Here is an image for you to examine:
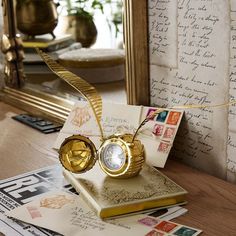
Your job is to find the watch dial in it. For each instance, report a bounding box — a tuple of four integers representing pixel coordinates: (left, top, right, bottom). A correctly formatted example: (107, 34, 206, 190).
(101, 143, 126, 170)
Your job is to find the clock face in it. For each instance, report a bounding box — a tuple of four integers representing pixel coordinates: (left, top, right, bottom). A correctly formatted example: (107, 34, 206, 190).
(101, 143, 126, 170)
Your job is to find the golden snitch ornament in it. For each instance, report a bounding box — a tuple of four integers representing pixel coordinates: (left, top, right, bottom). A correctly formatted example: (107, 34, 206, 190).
(59, 133, 145, 178)
(37, 49, 162, 178)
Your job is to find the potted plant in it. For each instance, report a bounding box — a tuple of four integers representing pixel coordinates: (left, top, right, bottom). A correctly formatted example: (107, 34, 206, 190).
(60, 0, 123, 47)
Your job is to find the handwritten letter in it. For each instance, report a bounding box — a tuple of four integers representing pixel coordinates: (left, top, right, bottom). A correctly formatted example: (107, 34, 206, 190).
(149, 0, 178, 67)
(149, 0, 231, 179)
(227, 0, 236, 182)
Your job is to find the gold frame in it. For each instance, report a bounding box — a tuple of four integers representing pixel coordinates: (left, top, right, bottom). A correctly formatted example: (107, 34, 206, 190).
(123, 0, 149, 105)
(1, 0, 150, 123)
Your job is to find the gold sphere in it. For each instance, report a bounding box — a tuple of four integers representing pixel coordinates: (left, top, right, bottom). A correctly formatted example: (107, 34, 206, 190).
(59, 135, 97, 173)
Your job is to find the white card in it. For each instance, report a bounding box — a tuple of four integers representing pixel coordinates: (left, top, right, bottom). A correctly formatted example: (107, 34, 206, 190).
(6, 191, 150, 236)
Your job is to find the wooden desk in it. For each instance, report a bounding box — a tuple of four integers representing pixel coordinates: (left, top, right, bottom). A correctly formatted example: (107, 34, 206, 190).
(0, 102, 236, 236)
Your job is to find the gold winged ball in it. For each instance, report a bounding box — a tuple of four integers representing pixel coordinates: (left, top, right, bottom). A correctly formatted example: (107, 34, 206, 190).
(37, 49, 164, 178)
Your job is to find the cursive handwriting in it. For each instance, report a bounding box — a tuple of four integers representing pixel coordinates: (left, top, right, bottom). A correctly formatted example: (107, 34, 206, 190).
(149, 0, 178, 67)
(227, 3, 236, 179)
(70, 207, 105, 231)
(149, 0, 230, 178)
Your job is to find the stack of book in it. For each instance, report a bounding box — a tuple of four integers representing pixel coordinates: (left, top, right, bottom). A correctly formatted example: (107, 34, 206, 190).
(63, 163, 188, 219)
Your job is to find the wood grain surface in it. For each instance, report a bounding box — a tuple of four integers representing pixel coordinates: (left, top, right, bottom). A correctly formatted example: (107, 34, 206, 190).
(0, 102, 236, 235)
(0, 102, 58, 179)
(161, 161, 236, 236)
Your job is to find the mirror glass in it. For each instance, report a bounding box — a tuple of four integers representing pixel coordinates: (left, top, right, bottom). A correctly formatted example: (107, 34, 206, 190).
(14, 0, 126, 106)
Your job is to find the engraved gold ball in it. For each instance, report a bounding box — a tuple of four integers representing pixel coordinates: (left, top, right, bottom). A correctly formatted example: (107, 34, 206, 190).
(59, 135, 97, 173)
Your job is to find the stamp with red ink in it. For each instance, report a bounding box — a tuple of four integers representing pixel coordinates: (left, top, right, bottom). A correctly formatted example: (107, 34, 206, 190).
(146, 108, 157, 120)
(154, 220, 178, 233)
(157, 142, 170, 153)
(27, 206, 42, 219)
(145, 230, 165, 236)
(166, 111, 181, 125)
(138, 216, 160, 227)
(163, 127, 176, 139)
(152, 124, 164, 136)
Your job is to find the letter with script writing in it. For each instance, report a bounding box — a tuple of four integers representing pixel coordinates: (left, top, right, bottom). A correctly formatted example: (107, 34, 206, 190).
(149, 0, 178, 68)
(149, 0, 234, 180)
(227, 0, 236, 182)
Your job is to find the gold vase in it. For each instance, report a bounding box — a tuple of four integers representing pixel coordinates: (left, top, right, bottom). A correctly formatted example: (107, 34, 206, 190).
(16, 0, 58, 38)
(66, 15, 97, 48)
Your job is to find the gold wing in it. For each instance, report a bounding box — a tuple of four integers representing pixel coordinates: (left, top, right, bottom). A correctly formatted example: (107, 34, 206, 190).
(36, 48, 104, 139)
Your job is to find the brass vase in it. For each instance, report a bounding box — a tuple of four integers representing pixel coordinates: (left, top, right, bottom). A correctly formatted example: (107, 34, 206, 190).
(66, 15, 97, 48)
(16, 0, 58, 38)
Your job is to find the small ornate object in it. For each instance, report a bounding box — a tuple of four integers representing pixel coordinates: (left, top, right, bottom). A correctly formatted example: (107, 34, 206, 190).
(37, 49, 146, 178)
(59, 135, 97, 174)
(98, 134, 145, 178)
(59, 134, 145, 178)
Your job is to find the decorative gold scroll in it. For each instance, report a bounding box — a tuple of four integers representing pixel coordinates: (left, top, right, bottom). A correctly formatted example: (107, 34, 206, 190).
(36, 48, 104, 140)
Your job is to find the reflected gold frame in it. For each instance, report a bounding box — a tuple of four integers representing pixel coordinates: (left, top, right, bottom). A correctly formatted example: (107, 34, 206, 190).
(1, 0, 150, 123)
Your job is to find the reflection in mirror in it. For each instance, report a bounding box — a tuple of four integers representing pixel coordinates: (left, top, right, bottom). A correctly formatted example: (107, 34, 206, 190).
(18, 0, 126, 104)
(0, 3, 3, 87)
(0, 0, 149, 123)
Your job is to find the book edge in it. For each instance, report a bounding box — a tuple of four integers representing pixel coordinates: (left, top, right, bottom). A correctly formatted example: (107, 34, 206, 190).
(63, 170, 102, 215)
(63, 166, 187, 219)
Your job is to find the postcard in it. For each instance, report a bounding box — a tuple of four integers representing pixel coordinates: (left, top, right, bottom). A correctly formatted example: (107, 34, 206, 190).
(54, 101, 184, 168)
(6, 191, 201, 236)
(6, 191, 151, 236)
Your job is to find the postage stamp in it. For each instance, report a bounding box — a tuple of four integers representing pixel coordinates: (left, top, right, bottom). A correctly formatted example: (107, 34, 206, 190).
(157, 142, 170, 153)
(163, 127, 176, 139)
(172, 226, 198, 236)
(26, 206, 42, 219)
(154, 220, 178, 233)
(156, 111, 169, 123)
(166, 111, 181, 125)
(146, 108, 157, 120)
(152, 124, 164, 136)
(145, 229, 165, 236)
(138, 217, 160, 227)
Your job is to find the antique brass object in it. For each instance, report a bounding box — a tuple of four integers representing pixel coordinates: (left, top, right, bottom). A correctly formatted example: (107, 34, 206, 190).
(36, 49, 146, 178)
(98, 134, 145, 178)
(1, 0, 25, 88)
(58, 134, 145, 178)
(16, 0, 58, 38)
(65, 15, 97, 47)
(59, 135, 97, 173)
(36, 48, 104, 138)
(1, 0, 149, 122)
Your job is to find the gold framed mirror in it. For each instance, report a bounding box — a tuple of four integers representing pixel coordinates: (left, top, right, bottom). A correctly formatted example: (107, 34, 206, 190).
(1, 0, 149, 123)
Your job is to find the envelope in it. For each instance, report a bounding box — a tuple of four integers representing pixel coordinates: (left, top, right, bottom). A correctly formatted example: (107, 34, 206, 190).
(6, 191, 151, 236)
(54, 101, 184, 168)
